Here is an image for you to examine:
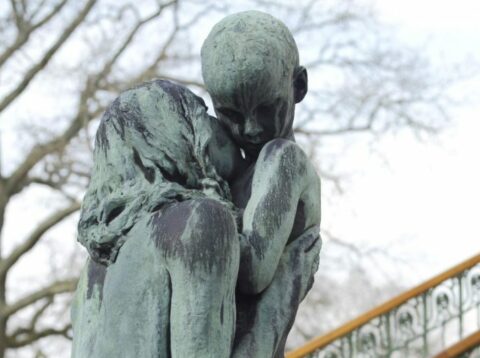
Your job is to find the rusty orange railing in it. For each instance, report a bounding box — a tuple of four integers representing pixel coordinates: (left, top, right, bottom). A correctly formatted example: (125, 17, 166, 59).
(287, 253, 480, 358)
(433, 330, 480, 357)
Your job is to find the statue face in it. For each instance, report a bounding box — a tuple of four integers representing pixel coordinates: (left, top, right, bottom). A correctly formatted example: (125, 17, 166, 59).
(210, 66, 307, 158)
(201, 11, 308, 158)
(206, 117, 245, 181)
(211, 72, 294, 158)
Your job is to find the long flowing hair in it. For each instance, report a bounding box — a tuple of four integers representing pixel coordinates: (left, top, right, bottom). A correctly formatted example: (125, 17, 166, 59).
(78, 80, 233, 264)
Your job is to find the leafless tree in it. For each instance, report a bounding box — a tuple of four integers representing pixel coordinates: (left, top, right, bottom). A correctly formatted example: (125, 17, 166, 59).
(0, 0, 456, 356)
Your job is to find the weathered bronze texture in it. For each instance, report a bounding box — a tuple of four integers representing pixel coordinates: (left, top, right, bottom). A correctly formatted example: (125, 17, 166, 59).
(72, 11, 321, 358)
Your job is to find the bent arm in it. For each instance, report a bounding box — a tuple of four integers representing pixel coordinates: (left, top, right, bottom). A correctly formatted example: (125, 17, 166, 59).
(237, 139, 320, 295)
(233, 227, 321, 357)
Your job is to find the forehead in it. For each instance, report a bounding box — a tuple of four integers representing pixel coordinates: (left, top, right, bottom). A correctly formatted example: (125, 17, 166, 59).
(202, 14, 298, 109)
(209, 65, 290, 109)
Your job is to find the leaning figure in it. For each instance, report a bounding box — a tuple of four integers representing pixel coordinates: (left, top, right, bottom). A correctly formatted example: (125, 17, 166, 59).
(72, 10, 321, 358)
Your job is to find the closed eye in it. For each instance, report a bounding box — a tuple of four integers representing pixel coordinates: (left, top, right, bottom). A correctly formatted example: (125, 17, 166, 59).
(217, 108, 244, 124)
(255, 98, 281, 117)
(255, 103, 276, 119)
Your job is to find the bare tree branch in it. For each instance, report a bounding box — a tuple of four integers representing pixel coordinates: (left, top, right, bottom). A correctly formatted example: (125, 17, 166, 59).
(30, 298, 54, 329)
(0, 0, 97, 114)
(2, 6, 186, 205)
(7, 324, 71, 348)
(91, 0, 177, 91)
(2, 3, 179, 199)
(28, 0, 51, 23)
(4, 103, 105, 197)
(10, 298, 53, 339)
(2, 279, 77, 318)
(0, 0, 69, 69)
(127, 2, 222, 91)
(321, 228, 363, 257)
(0, 0, 460, 354)
(0, 202, 80, 275)
(99, 2, 212, 92)
(295, 124, 373, 137)
(9, 0, 25, 31)
(28, 0, 68, 30)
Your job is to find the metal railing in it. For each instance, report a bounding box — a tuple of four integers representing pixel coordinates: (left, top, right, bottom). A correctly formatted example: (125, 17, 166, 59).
(433, 330, 480, 357)
(286, 253, 480, 358)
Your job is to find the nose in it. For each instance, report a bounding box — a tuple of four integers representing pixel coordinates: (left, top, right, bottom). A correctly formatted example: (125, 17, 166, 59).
(243, 116, 262, 139)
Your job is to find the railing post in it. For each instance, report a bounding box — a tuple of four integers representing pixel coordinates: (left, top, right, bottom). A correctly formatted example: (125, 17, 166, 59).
(422, 292, 429, 357)
(386, 312, 392, 356)
(458, 274, 464, 340)
(477, 301, 480, 330)
(347, 332, 353, 358)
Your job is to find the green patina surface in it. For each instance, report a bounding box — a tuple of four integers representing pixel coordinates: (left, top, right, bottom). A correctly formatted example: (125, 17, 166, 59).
(72, 11, 321, 358)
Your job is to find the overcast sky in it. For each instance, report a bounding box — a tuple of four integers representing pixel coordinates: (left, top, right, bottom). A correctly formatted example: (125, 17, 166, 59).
(320, 0, 480, 284)
(1, 0, 479, 299)
(0, 2, 479, 356)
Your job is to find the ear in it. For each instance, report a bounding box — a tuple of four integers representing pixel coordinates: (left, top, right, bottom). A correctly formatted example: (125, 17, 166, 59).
(293, 66, 308, 103)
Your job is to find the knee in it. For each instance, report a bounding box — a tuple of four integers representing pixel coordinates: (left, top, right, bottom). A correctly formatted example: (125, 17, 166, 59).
(260, 139, 303, 164)
(259, 139, 307, 176)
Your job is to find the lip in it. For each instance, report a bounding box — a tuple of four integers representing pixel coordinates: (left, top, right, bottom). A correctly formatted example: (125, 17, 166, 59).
(247, 137, 269, 144)
(236, 133, 271, 145)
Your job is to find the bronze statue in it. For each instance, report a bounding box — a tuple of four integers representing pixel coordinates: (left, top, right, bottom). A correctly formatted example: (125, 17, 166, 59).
(72, 11, 321, 358)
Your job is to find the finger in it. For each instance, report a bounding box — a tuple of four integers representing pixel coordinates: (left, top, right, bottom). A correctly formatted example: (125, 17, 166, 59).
(303, 235, 320, 253)
(286, 226, 320, 253)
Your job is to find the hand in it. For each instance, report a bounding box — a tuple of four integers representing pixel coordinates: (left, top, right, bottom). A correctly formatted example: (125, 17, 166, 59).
(232, 226, 322, 358)
(281, 225, 322, 300)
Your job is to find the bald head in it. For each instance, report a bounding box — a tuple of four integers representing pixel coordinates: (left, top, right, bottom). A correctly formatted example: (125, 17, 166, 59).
(201, 11, 299, 100)
(201, 11, 307, 157)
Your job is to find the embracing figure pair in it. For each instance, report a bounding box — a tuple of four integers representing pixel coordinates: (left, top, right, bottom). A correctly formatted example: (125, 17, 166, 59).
(72, 11, 321, 358)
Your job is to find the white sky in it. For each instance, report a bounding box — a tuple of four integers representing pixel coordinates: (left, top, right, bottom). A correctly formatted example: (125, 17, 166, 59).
(0, 0, 479, 355)
(1, 0, 478, 288)
(321, 0, 480, 284)
(1, 0, 479, 321)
